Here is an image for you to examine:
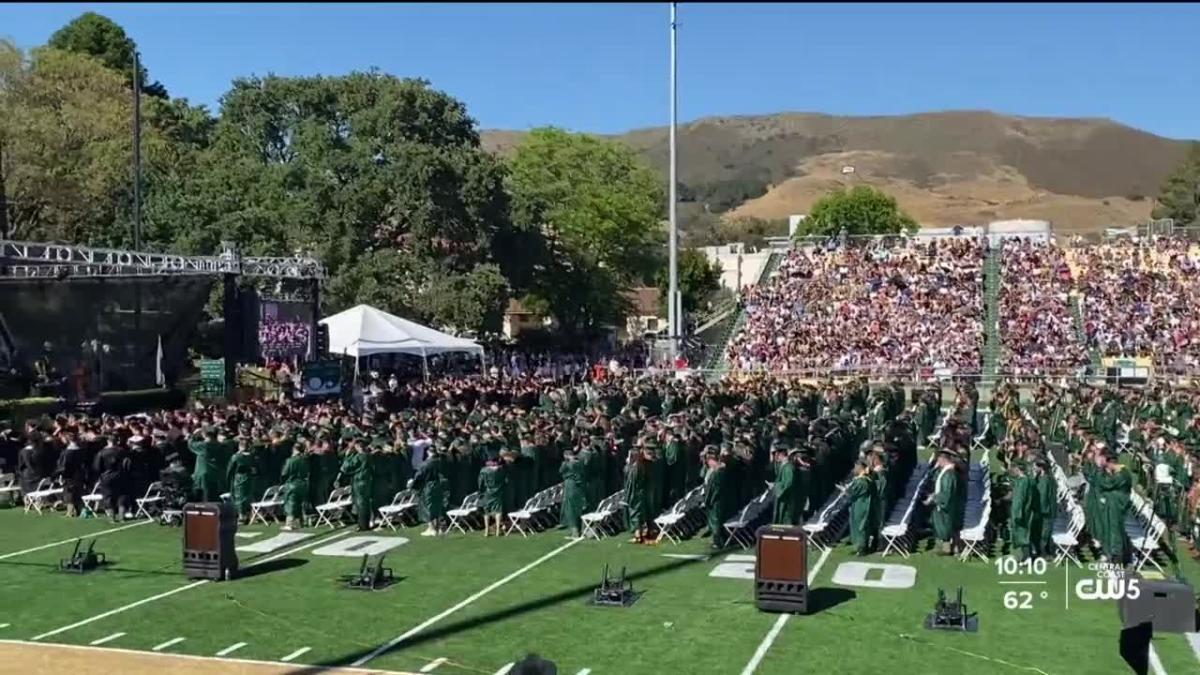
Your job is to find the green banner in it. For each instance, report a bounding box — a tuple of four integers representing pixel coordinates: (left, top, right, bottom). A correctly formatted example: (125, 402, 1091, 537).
(198, 358, 225, 396)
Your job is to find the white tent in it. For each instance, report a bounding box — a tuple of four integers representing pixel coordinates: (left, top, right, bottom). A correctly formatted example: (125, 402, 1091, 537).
(319, 304, 484, 359)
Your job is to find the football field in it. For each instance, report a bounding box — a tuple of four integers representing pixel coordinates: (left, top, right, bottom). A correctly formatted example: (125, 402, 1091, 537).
(1, 508, 1198, 675)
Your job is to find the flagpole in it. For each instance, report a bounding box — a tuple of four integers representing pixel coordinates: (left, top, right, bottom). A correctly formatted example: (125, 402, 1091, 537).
(668, 2, 679, 360)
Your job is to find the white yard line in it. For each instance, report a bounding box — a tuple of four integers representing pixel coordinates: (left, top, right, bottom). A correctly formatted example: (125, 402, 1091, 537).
(737, 545, 832, 675)
(30, 528, 352, 641)
(0, 519, 151, 560)
(351, 538, 583, 667)
(576, 669, 592, 675)
(281, 646, 312, 662)
(1149, 644, 1167, 675)
(0, 640, 416, 674)
(420, 657, 448, 672)
(152, 637, 185, 652)
(0, 624, 9, 629)
(493, 664, 514, 675)
(1186, 633, 1200, 664)
(216, 642, 247, 656)
(88, 632, 125, 646)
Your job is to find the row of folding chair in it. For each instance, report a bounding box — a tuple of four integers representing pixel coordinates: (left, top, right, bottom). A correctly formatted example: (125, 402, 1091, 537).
(723, 487, 774, 550)
(507, 483, 564, 536)
(445, 491, 482, 533)
(379, 489, 421, 530)
(1127, 491, 1168, 572)
(958, 454, 993, 562)
(801, 475, 852, 554)
(654, 485, 706, 545)
(880, 458, 936, 557)
(582, 489, 626, 539)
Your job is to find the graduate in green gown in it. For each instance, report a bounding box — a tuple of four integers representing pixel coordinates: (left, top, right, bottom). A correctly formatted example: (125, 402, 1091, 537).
(623, 448, 649, 543)
(1034, 457, 1057, 558)
(702, 449, 735, 549)
(478, 455, 507, 536)
(771, 446, 797, 525)
(847, 462, 875, 555)
(559, 449, 587, 538)
(188, 428, 223, 502)
(226, 439, 257, 524)
(339, 442, 376, 531)
(927, 450, 963, 555)
(1095, 452, 1132, 564)
(280, 441, 310, 530)
(411, 448, 448, 536)
(1009, 461, 1036, 561)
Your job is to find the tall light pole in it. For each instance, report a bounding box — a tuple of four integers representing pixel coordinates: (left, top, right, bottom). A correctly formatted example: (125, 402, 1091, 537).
(667, 2, 679, 360)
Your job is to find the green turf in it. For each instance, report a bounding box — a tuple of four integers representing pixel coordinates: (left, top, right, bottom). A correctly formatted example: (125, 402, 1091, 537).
(1, 507, 1197, 675)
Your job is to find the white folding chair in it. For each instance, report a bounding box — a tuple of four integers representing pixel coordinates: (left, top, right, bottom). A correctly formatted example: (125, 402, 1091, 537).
(24, 478, 63, 514)
(134, 482, 165, 519)
(507, 492, 549, 537)
(314, 486, 353, 528)
(249, 485, 285, 524)
(378, 489, 419, 530)
(81, 481, 104, 518)
(1052, 509, 1084, 567)
(446, 491, 482, 534)
(581, 490, 624, 540)
(958, 503, 991, 562)
(0, 473, 21, 507)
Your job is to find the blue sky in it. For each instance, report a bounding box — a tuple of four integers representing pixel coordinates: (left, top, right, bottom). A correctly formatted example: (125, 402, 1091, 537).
(3, 3, 1199, 139)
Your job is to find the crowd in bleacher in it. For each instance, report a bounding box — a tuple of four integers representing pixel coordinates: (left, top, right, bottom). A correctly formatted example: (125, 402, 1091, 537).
(998, 239, 1090, 376)
(726, 238, 985, 375)
(1071, 237, 1200, 373)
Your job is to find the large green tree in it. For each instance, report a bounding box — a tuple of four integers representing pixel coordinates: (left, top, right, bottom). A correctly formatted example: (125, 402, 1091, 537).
(507, 127, 664, 335)
(1152, 142, 1200, 226)
(49, 12, 167, 97)
(158, 72, 526, 333)
(656, 248, 722, 314)
(0, 42, 139, 243)
(799, 185, 918, 237)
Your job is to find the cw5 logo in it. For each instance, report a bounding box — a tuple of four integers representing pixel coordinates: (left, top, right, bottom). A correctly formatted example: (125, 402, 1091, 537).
(1074, 578, 1140, 601)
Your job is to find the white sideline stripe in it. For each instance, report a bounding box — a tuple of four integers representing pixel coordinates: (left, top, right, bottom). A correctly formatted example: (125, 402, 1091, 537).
(216, 642, 247, 656)
(576, 669, 592, 675)
(0, 519, 151, 560)
(660, 554, 710, 561)
(1186, 633, 1200, 664)
(1149, 644, 1167, 675)
(737, 545, 832, 675)
(493, 664, 514, 675)
(0, 640, 419, 674)
(281, 646, 311, 662)
(89, 632, 125, 646)
(420, 657, 447, 672)
(0, 624, 9, 629)
(30, 528, 352, 641)
(351, 538, 583, 667)
(152, 637, 185, 651)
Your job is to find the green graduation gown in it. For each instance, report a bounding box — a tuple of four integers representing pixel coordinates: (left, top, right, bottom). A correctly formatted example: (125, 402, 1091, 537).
(412, 456, 448, 522)
(932, 465, 963, 542)
(1035, 471, 1058, 555)
(1009, 472, 1036, 553)
(1097, 466, 1132, 562)
(280, 454, 310, 519)
(340, 452, 376, 528)
(226, 451, 256, 517)
(847, 475, 875, 553)
(478, 464, 507, 514)
(560, 458, 587, 534)
(772, 460, 797, 525)
(623, 459, 649, 532)
(188, 439, 223, 502)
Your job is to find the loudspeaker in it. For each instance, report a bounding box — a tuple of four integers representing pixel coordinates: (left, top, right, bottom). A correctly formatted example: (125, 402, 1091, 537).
(1119, 578, 1196, 634)
(183, 502, 239, 581)
(754, 525, 808, 613)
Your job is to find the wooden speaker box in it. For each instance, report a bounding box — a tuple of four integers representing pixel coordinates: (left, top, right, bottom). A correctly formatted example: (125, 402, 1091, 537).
(754, 525, 808, 613)
(182, 502, 239, 581)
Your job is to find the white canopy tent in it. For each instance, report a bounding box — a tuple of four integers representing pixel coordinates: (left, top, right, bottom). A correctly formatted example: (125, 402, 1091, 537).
(319, 304, 484, 379)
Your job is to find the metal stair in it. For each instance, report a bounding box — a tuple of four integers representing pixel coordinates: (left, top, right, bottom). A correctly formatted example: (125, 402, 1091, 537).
(981, 241, 1002, 379)
(704, 248, 785, 377)
(1070, 293, 1101, 374)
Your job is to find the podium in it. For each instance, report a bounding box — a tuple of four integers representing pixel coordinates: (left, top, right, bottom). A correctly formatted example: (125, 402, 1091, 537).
(182, 502, 239, 581)
(754, 525, 809, 613)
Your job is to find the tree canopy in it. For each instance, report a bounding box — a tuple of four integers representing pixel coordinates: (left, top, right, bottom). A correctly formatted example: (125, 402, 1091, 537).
(49, 11, 167, 97)
(799, 185, 918, 238)
(657, 248, 722, 314)
(507, 127, 665, 335)
(1152, 142, 1200, 226)
(3, 13, 683, 339)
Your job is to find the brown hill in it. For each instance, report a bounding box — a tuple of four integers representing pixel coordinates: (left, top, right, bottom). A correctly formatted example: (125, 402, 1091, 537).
(481, 111, 1192, 232)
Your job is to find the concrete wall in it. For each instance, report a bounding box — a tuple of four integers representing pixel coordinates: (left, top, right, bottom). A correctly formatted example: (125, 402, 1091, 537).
(700, 244, 770, 292)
